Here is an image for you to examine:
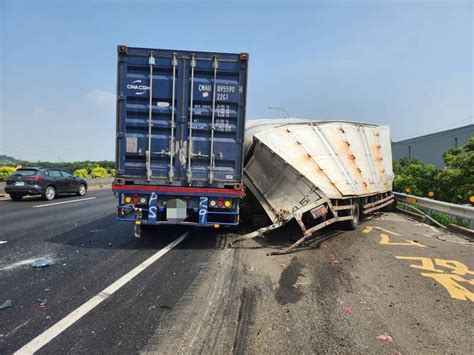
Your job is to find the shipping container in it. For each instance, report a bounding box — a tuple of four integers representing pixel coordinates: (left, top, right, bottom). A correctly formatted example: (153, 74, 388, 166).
(232, 119, 395, 254)
(112, 45, 248, 235)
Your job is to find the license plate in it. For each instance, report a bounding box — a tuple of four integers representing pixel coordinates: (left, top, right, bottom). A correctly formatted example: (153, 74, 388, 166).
(15, 182, 25, 186)
(166, 199, 187, 221)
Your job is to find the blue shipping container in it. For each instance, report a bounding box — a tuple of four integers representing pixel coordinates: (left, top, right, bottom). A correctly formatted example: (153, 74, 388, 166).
(113, 45, 248, 231)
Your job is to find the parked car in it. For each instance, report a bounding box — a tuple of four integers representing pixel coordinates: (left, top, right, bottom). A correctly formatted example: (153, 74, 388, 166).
(5, 167, 88, 201)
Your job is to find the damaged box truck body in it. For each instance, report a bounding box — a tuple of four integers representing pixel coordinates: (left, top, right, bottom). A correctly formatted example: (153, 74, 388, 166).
(232, 119, 395, 254)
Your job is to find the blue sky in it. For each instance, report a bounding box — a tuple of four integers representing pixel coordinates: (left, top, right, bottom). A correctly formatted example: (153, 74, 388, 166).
(0, 0, 472, 161)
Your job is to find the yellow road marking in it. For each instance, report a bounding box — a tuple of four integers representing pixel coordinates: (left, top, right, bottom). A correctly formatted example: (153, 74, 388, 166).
(396, 256, 474, 302)
(379, 234, 426, 247)
(421, 273, 474, 301)
(395, 256, 444, 272)
(362, 226, 401, 236)
(434, 259, 474, 276)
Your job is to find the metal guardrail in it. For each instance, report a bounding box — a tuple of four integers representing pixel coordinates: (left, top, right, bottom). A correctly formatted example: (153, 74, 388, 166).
(394, 192, 474, 229)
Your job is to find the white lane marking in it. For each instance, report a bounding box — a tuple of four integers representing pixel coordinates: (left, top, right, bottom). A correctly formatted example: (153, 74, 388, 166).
(14, 230, 192, 355)
(33, 197, 96, 208)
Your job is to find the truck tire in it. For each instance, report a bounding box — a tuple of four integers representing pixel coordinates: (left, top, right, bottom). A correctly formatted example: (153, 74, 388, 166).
(10, 194, 23, 201)
(343, 203, 360, 230)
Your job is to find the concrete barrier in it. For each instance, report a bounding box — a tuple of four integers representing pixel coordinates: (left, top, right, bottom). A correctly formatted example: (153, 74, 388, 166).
(0, 178, 113, 197)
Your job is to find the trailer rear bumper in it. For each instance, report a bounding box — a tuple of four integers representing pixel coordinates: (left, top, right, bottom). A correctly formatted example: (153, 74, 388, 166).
(113, 185, 242, 227)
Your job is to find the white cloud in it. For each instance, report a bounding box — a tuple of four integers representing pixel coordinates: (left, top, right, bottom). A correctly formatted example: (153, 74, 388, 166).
(87, 89, 115, 106)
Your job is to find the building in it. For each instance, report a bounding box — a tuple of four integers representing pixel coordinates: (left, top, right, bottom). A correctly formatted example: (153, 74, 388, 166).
(392, 124, 474, 168)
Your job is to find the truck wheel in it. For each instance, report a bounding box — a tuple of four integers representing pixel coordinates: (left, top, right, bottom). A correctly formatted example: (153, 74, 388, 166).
(77, 184, 87, 196)
(343, 204, 360, 230)
(43, 186, 56, 201)
(10, 194, 23, 201)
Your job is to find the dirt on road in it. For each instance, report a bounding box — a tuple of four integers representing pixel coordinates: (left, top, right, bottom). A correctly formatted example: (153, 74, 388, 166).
(142, 212, 473, 354)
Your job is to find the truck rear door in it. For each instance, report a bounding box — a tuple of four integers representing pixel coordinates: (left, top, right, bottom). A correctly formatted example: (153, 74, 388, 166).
(116, 46, 248, 189)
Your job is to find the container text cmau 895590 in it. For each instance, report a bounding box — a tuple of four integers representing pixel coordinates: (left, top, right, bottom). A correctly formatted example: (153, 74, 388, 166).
(112, 45, 249, 236)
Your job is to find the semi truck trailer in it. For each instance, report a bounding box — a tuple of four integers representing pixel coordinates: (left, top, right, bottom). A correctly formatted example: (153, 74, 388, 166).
(112, 45, 248, 237)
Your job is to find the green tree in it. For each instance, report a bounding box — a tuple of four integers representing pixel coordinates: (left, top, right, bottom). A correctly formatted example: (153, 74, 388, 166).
(393, 137, 474, 204)
(435, 137, 474, 203)
(393, 158, 436, 196)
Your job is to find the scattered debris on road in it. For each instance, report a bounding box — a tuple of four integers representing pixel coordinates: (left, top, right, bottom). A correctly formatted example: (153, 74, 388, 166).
(376, 333, 394, 342)
(342, 306, 352, 314)
(0, 299, 13, 310)
(36, 299, 48, 308)
(31, 258, 54, 268)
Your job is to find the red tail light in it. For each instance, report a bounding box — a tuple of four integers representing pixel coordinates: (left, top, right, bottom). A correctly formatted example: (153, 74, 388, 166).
(132, 195, 139, 204)
(217, 199, 224, 208)
(25, 176, 45, 183)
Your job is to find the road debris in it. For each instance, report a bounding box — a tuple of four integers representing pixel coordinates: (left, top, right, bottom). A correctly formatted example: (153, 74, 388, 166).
(36, 298, 48, 308)
(342, 306, 352, 314)
(376, 333, 393, 342)
(32, 258, 54, 268)
(0, 299, 12, 310)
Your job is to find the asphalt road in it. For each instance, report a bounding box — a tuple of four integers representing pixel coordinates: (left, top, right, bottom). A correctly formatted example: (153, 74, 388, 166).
(0, 190, 472, 354)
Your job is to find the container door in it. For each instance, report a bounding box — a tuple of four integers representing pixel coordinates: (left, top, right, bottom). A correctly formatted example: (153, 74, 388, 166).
(120, 53, 180, 181)
(180, 55, 246, 186)
(117, 47, 247, 187)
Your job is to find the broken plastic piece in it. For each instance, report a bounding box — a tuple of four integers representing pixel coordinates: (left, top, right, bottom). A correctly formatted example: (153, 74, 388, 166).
(32, 258, 54, 268)
(343, 306, 352, 314)
(376, 333, 393, 342)
(36, 298, 48, 308)
(0, 299, 12, 310)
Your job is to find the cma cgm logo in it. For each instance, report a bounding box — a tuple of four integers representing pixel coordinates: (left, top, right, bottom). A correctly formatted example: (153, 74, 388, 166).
(127, 80, 149, 95)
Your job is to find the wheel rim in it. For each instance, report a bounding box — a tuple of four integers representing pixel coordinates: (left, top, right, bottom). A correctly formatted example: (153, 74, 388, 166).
(79, 185, 86, 195)
(46, 187, 55, 200)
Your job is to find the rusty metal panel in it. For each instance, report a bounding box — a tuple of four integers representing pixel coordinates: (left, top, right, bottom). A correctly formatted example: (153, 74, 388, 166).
(244, 119, 393, 220)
